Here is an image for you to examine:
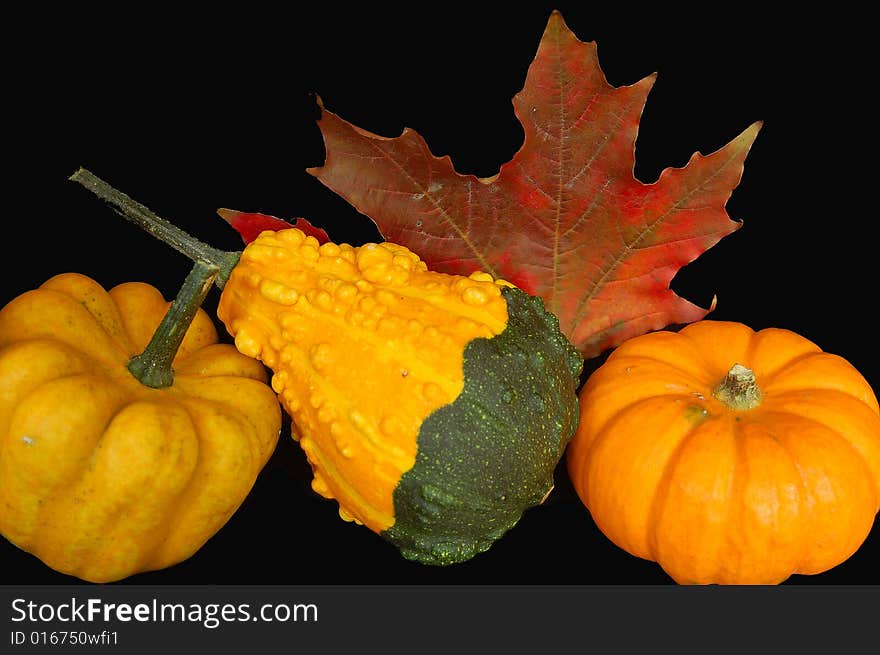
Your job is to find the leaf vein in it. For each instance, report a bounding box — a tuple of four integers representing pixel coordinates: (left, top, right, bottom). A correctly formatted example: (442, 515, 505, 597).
(569, 142, 747, 330)
(363, 137, 497, 276)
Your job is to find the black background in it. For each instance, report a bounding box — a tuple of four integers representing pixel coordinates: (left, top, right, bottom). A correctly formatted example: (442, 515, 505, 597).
(3, 4, 877, 585)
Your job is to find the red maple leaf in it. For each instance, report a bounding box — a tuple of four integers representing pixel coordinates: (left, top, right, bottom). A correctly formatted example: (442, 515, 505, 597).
(217, 208, 330, 245)
(307, 11, 760, 359)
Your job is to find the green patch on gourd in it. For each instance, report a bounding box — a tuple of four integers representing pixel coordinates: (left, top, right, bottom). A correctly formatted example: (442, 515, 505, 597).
(383, 287, 583, 565)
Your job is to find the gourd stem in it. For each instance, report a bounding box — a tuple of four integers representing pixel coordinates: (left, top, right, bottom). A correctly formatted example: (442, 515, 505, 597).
(712, 363, 762, 410)
(69, 167, 240, 289)
(128, 260, 218, 388)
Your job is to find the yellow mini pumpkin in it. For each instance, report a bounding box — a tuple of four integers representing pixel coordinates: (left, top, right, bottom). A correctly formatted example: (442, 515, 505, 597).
(0, 272, 281, 582)
(567, 320, 880, 584)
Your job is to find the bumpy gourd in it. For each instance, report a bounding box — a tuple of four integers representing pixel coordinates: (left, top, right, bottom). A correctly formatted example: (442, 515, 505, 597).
(567, 320, 880, 584)
(0, 273, 281, 582)
(218, 228, 583, 564)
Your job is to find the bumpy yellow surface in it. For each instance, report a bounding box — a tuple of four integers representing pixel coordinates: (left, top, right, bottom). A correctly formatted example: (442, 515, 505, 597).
(217, 229, 511, 532)
(0, 273, 281, 582)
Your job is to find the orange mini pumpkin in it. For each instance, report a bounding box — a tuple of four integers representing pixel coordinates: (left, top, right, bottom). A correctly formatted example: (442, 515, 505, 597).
(567, 320, 880, 584)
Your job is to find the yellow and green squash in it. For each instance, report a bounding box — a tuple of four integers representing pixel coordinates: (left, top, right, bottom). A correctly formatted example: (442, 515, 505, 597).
(218, 230, 583, 564)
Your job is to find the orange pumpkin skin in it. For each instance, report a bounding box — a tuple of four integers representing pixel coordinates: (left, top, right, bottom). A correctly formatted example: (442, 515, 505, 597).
(567, 320, 880, 585)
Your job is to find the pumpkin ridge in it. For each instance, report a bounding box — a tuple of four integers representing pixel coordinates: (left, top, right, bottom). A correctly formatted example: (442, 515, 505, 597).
(613, 354, 717, 388)
(156, 398, 208, 518)
(583, 385, 708, 456)
(676, 324, 735, 374)
(171, 343, 266, 380)
(39, 274, 135, 355)
(108, 283, 176, 358)
(762, 365, 880, 415)
(720, 415, 748, 583)
(760, 389, 880, 502)
(143, 397, 260, 571)
(772, 355, 877, 413)
(8, 371, 132, 497)
(575, 354, 716, 448)
(0, 289, 131, 367)
(724, 418, 809, 584)
(611, 331, 718, 384)
(760, 408, 880, 509)
(644, 417, 719, 565)
(752, 350, 835, 389)
(581, 395, 708, 560)
(762, 411, 877, 575)
(780, 436, 837, 577)
(171, 376, 279, 456)
(0, 348, 100, 404)
(17, 377, 114, 551)
(572, 392, 693, 496)
(26, 391, 172, 573)
(76, 400, 202, 580)
(566, 393, 708, 504)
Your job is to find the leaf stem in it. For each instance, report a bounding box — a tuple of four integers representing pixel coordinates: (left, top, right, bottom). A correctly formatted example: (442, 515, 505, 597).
(128, 260, 218, 388)
(69, 167, 240, 288)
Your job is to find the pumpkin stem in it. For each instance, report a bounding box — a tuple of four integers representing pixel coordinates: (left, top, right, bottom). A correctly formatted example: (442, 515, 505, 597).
(69, 167, 241, 289)
(713, 363, 762, 410)
(128, 260, 218, 388)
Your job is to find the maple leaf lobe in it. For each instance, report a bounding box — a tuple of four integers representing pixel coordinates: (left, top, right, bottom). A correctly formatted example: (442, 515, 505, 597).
(308, 11, 761, 359)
